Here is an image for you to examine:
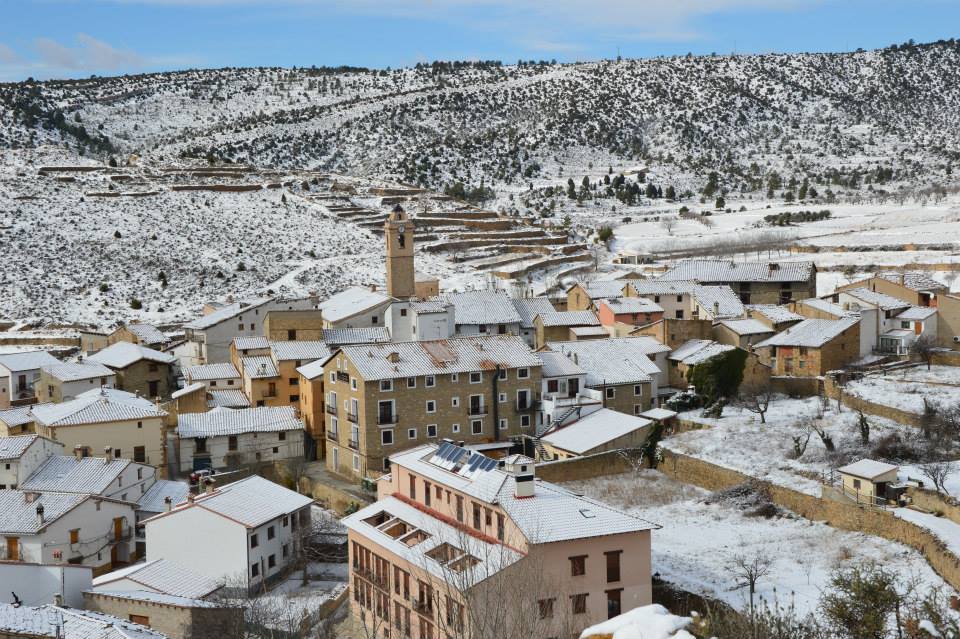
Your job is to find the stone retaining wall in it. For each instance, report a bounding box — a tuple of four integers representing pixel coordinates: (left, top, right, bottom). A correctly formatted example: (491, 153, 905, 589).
(823, 375, 923, 427)
(536, 449, 639, 483)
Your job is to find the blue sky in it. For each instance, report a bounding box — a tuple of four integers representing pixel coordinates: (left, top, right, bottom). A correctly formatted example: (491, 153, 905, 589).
(1, 0, 957, 81)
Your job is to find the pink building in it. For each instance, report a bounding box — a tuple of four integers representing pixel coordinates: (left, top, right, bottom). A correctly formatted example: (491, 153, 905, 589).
(342, 442, 657, 638)
(596, 298, 664, 327)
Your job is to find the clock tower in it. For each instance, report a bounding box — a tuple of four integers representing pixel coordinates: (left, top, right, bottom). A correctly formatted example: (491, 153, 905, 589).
(384, 204, 415, 300)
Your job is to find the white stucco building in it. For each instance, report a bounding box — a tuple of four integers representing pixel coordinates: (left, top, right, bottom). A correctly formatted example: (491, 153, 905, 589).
(0, 435, 64, 489)
(0, 351, 60, 408)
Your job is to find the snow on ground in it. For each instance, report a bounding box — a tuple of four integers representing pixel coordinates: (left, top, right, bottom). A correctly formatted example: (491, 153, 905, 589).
(844, 366, 960, 415)
(564, 470, 951, 617)
(252, 561, 348, 629)
(894, 508, 960, 560)
(664, 397, 916, 496)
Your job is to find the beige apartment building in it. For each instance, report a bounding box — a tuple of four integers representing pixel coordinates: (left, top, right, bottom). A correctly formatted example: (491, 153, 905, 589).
(323, 335, 542, 478)
(343, 442, 657, 638)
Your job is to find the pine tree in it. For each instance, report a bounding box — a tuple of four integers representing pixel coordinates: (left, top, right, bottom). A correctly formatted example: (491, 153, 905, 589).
(665, 185, 676, 200)
(566, 178, 576, 199)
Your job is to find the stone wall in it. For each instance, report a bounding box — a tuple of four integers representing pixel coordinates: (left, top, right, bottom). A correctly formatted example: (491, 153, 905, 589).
(823, 375, 922, 427)
(536, 449, 639, 483)
(657, 450, 960, 591)
(770, 374, 821, 397)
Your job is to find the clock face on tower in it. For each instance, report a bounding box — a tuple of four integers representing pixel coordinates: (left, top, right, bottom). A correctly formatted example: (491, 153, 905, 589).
(398, 224, 405, 234)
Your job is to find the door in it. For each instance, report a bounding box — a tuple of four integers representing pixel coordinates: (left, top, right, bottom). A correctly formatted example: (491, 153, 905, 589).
(568, 378, 579, 398)
(332, 446, 339, 470)
(148, 380, 159, 397)
(5, 537, 18, 560)
(114, 517, 124, 541)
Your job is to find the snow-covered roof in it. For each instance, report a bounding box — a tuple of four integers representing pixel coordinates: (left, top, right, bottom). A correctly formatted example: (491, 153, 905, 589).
(21, 456, 140, 495)
(270, 340, 331, 362)
(877, 272, 947, 292)
(0, 491, 86, 534)
(0, 405, 37, 428)
(240, 356, 278, 379)
(746, 304, 805, 324)
(640, 408, 678, 421)
(386, 443, 658, 544)
(667, 340, 736, 366)
(629, 279, 697, 296)
(797, 297, 850, 317)
(93, 558, 221, 599)
(0, 350, 59, 373)
(89, 342, 175, 369)
(184, 298, 273, 330)
(231, 336, 269, 351)
(541, 408, 652, 455)
(185, 363, 240, 381)
(0, 434, 40, 460)
(125, 323, 170, 345)
(409, 300, 452, 314)
(572, 280, 628, 300)
(137, 480, 190, 515)
(31, 388, 166, 427)
(171, 382, 205, 399)
(538, 351, 587, 378)
(145, 475, 312, 529)
(441, 290, 524, 325)
(177, 406, 302, 438)
(296, 358, 326, 381)
(0, 603, 167, 639)
(837, 459, 898, 481)
(535, 310, 600, 327)
(600, 297, 664, 314)
(717, 318, 775, 336)
(206, 389, 251, 409)
(42, 361, 114, 382)
(322, 327, 391, 346)
(659, 259, 814, 283)
(895, 306, 937, 321)
(754, 316, 859, 349)
(511, 297, 556, 329)
(691, 285, 745, 319)
(579, 604, 694, 639)
(544, 338, 666, 387)
(89, 590, 223, 609)
(570, 325, 610, 337)
(338, 335, 541, 381)
(318, 286, 392, 323)
(843, 287, 912, 311)
(881, 329, 914, 339)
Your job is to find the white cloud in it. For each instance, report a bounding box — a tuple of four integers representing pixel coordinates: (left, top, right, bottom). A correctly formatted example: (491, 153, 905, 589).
(33, 33, 144, 71)
(0, 43, 20, 64)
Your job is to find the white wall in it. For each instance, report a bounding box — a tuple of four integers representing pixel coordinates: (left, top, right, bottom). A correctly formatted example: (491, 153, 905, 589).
(323, 302, 392, 331)
(454, 322, 521, 337)
(248, 508, 309, 587)
(195, 299, 316, 364)
(57, 375, 116, 401)
(0, 438, 64, 489)
(0, 563, 93, 607)
(0, 365, 43, 401)
(146, 505, 248, 586)
(414, 309, 455, 341)
(0, 376, 8, 409)
(179, 429, 305, 472)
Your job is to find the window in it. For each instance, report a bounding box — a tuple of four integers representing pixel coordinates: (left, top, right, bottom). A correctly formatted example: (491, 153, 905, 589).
(283, 515, 289, 527)
(267, 526, 275, 540)
(605, 550, 622, 582)
(496, 513, 504, 541)
(289, 377, 299, 387)
(521, 415, 531, 428)
(499, 392, 507, 403)
(407, 428, 417, 439)
(378, 400, 396, 424)
(570, 555, 586, 576)
(283, 544, 289, 558)
(538, 598, 555, 619)
(329, 372, 336, 384)
(471, 420, 482, 435)
(853, 478, 862, 490)
(351, 378, 358, 391)
(251, 534, 259, 548)
(424, 481, 432, 507)
(472, 503, 482, 529)
(129, 614, 150, 627)
(675, 310, 684, 319)
(456, 495, 464, 522)
(606, 589, 623, 619)
(518, 368, 530, 379)
(380, 379, 393, 392)
(228, 435, 238, 451)
(410, 475, 417, 500)
(279, 431, 286, 441)
(450, 373, 459, 383)
(469, 372, 482, 384)
(134, 447, 145, 463)
(372, 316, 379, 324)
(425, 400, 436, 413)
(427, 424, 438, 438)
(114, 449, 121, 458)
(633, 404, 644, 416)
(451, 396, 460, 408)
(634, 384, 643, 396)
(498, 368, 507, 380)
(499, 418, 508, 430)
(195, 438, 207, 453)
(571, 593, 588, 615)
(407, 377, 416, 388)
(547, 379, 559, 393)
(353, 454, 360, 471)
(606, 387, 616, 399)
(70, 529, 79, 544)
(425, 375, 436, 388)
(452, 423, 460, 433)
(382, 430, 394, 446)
(268, 554, 276, 569)
(239, 323, 245, 331)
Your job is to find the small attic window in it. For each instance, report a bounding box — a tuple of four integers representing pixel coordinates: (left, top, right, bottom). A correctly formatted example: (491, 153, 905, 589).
(579, 508, 596, 519)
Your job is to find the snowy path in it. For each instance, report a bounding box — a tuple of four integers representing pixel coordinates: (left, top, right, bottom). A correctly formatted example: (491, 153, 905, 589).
(895, 507, 960, 558)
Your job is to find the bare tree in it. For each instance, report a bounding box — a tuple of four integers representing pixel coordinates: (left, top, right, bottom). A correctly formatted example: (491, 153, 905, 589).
(856, 410, 870, 445)
(281, 457, 310, 494)
(910, 334, 938, 371)
(729, 550, 773, 621)
(807, 418, 835, 453)
(920, 461, 955, 495)
(790, 432, 811, 459)
(737, 382, 774, 424)
(660, 216, 676, 235)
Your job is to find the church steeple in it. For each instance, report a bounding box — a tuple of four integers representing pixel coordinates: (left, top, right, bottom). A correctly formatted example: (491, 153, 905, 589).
(384, 204, 415, 299)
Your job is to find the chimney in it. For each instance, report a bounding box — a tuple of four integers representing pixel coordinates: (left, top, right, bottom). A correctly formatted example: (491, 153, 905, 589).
(52, 593, 63, 607)
(204, 477, 216, 494)
(187, 494, 195, 503)
(24, 491, 39, 504)
(74, 445, 83, 461)
(164, 496, 172, 512)
(503, 455, 535, 499)
(104, 447, 112, 460)
(36, 503, 45, 525)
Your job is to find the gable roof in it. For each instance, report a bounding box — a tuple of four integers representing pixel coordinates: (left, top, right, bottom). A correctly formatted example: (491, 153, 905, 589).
(717, 318, 775, 336)
(895, 306, 938, 321)
(571, 280, 627, 300)
(206, 389, 251, 409)
(0, 603, 167, 639)
(144, 475, 312, 529)
(318, 287, 392, 323)
(755, 316, 859, 348)
(0, 405, 38, 428)
(322, 327, 391, 346)
(628, 279, 697, 296)
(544, 338, 665, 387)
(837, 459, 898, 481)
(511, 297, 556, 329)
(185, 363, 240, 381)
(270, 340, 332, 362)
(89, 342, 175, 369)
(124, 323, 170, 345)
(21, 456, 139, 495)
(295, 358, 327, 381)
(0, 350, 59, 373)
(659, 259, 814, 283)
(843, 287, 912, 311)
(746, 304, 805, 324)
(177, 406, 302, 438)
(93, 558, 220, 599)
(137, 480, 190, 515)
(877, 272, 947, 292)
(31, 388, 166, 427)
(535, 311, 600, 328)
(538, 351, 587, 378)
(600, 297, 664, 314)
(0, 434, 41, 460)
(541, 408, 652, 455)
(0, 491, 87, 534)
(184, 298, 273, 331)
(441, 290, 524, 325)
(240, 355, 278, 379)
(231, 336, 270, 351)
(41, 361, 114, 382)
(339, 335, 541, 381)
(691, 285, 745, 319)
(171, 382, 205, 400)
(668, 340, 736, 366)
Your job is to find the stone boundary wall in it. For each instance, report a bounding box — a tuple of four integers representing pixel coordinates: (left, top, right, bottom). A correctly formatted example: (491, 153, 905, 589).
(823, 375, 923, 427)
(770, 375, 822, 397)
(536, 449, 639, 483)
(657, 449, 960, 591)
(932, 351, 960, 366)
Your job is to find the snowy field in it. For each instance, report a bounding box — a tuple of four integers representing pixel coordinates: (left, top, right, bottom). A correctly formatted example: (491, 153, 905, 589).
(564, 470, 951, 617)
(665, 397, 917, 496)
(250, 561, 347, 630)
(844, 366, 960, 415)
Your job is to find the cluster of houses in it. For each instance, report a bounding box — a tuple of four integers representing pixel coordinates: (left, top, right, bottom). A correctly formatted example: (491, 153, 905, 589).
(2, 203, 959, 637)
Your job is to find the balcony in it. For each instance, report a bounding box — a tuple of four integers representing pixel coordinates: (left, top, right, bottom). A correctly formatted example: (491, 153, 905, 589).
(325, 405, 338, 416)
(346, 411, 359, 424)
(515, 401, 533, 412)
(326, 430, 339, 442)
(261, 389, 277, 399)
(349, 438, 360, 451)
(377, 413, 399, 426)
(467, 406, 487, 417)
(412, 599, 433, 617)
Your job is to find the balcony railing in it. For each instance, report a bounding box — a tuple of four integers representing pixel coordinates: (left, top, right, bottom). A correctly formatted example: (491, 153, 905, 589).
(468, 407, 487, 417)
(377, 414, 399, 425)
(325, 405, 338, 416)
(327, 430, 339, 442)
(516, 401, 533, 411)
(349, 438, 360, 450)
(346, 412, 359, 424)
(261, 389, 277, 399)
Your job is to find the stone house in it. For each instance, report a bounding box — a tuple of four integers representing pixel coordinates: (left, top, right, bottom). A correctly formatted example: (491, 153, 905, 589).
(89, 342, 176, 400)
(754, 317, 861, 376)
(630, 318, 713, 349)
(712, 318, 775, 349)
(37, 362, 116, 403)
(0, 351, 59, 408)
(533, 311, 600, 349)
(107, 323, 171, 351)
(658, 259, 816, 304)
(263, 309, 325, 341)
(539, 408, 653, 461)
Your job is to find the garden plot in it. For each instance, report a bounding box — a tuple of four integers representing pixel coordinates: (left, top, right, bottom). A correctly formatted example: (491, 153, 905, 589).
(249, 561, 347, 631)
(665, 397, 916, 496)
(844, 366, 960, 415)
(564, 471, 950, 617)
